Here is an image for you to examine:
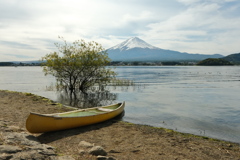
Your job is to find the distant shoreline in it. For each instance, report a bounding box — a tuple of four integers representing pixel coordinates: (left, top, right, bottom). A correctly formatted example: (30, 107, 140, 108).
(1, 62, 239, 67)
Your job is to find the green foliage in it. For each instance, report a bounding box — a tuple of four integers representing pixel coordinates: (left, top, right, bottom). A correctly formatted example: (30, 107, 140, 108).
(41, 37, 117, 93)
(0, 62, 14, 66)
(197, 58, 233, 66)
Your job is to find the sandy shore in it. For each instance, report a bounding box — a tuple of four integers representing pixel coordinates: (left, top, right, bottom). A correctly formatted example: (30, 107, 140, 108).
(1, 90, 240, 160)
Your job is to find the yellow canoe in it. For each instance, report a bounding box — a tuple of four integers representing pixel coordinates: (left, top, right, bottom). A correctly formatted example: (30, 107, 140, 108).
(26, 102, 125, 133)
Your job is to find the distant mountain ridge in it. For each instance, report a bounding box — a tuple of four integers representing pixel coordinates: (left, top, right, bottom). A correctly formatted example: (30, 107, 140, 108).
(222, 53, 240, 64)
(107, 37, 223, 61)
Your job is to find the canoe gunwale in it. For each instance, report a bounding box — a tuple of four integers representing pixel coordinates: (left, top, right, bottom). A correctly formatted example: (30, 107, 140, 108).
(29, 102, 125, 118)
(26, 102, 125, 133)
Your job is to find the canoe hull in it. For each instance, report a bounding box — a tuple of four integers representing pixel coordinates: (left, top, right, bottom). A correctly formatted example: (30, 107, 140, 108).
(26, 102, 125, 133)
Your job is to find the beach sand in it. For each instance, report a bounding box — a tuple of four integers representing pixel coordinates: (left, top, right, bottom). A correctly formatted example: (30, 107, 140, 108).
(1, 90, 240, 160)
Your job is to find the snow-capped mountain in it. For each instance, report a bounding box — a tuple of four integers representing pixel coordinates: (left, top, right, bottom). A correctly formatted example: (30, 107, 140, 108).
(109, 37, 158, 51)
(107, 37, 223, 61)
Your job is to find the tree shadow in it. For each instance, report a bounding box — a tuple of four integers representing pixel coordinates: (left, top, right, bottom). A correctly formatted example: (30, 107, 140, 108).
(37, 111, 125, 144)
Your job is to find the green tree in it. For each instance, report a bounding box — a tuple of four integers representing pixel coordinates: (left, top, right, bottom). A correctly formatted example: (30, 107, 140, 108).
(197, 58, 233, 66)
(42, 37, 117, 93)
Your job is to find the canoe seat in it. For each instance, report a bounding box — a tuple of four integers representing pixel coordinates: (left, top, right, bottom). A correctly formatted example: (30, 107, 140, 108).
(98, 108, 113, 112)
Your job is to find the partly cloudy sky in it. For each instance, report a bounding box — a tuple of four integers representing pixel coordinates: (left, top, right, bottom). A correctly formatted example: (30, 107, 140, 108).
(0, 0, 240, 61)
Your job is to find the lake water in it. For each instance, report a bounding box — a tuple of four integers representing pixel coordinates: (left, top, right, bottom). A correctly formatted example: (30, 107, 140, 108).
(0, 66, 240, 143)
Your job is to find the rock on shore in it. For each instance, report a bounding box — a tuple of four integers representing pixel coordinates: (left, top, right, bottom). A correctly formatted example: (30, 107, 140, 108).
(0, 120, 116, 160)
(0, 120, 74, 160)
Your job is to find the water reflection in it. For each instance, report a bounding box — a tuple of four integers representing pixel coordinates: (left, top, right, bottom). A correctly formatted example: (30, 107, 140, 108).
(55, 78, 143, 108)
(56, 90, 118, 108)
(55, 83, 145, 108)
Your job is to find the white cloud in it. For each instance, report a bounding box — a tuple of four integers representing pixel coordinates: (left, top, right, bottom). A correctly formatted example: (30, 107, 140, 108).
(141, 1, 240, 55)
(177, 0, 201, 5)
(0, 0, 239, 61)
(1, 0, 180, 61)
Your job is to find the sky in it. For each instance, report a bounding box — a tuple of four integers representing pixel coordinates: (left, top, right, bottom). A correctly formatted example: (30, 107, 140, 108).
(0, 0, 240, 62)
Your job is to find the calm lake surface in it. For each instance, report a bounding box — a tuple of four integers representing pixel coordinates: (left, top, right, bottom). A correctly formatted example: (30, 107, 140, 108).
(0, 66, 240, 143)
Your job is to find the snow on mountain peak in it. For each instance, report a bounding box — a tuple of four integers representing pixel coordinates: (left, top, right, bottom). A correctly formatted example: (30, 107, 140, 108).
(109, 37, 158, 51)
